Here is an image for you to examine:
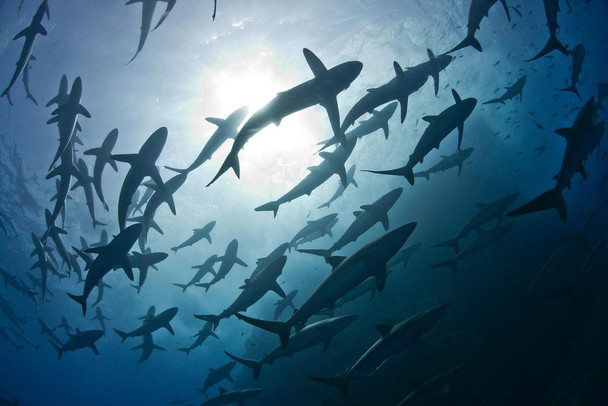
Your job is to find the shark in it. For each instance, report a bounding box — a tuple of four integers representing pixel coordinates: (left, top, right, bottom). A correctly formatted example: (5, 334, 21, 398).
(173, 254, 218, 292)
(38, 317, 62, 345)
(1, 0, 49, 104)
(435, 191, 519, 254)
(446, 0, 510, 54)
(195, 256, 287, 330)
(126, 0, 178, 63)
(226, 315, 358, 380)
(126, 250, 169, 294)
(49, 329, 104, 360)
(166, 106, 248, 174)
(83, 128, 119, 211)
(556, 44, 585, 99)
(56, 316, 73, 336)
(41, 209, 72, 273)
(30, 233, 56, 304)
(0, 327, 25, 352)
(237, 222, 417, 348)
(248, 242, 289, 280)
(525, 0, 570, 61)
(22, 55, 38, 105)
(177, 321, 218, 356)
(299, 188, 403, 260)
(387, 242, 423, 271)
(196, 239, 247, 292)
(341, 50, 452, 132)
(508, 98, 604, 221)
(483, 75, 526, 105)
(364, 89, 477, 185)
(91, 307, 110, 334)
(308, 303, 450, 398)
(171, 220, 216, 253)
(114, 306, 178, 341)
(199, 362, 237, 399)
(273, 289, 298, 320)
(317, 165, 358, 209)
(67, 223, 142, 315)
(200, 388, 262, 406)
(72, 158, 106, 228)
(206, 48, 363, 186)
(9, 327, 42, 351)
(112, 127, 173, 231)
(131, 333, 165, 364)
(289, 213, 338, 252)
(414, 147, 474, 180)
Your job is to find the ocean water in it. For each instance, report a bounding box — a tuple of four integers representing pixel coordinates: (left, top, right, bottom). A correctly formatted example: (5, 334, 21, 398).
(1, 1, 607, 405)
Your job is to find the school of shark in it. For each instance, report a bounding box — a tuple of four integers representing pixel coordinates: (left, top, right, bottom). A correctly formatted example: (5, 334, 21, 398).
(1, 0, 607, 405)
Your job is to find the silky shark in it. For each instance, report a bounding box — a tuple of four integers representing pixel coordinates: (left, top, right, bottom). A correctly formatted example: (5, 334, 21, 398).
(249, 242, 289, 280)
(91, 307, 110, 334)
(318, 102, 398, 152)
(131, 333, 165, 364)
(317, 165, 358, 209)
(72, 158, 106, 228)
(126, 250, 169, 293)
(30, 233, 55, 304)
(508, 98, 603, 221)
(114, 306, 178, 341)
(226, 315, 358, 381)
(112, 127, 174, 231)
(171, 220, 215, 253)
(274, 289, 298, 320)
(207, 48, 362, 186)
(200, 362, 237, 399)
(49, 329, 104, 360)
(83, 128, 119, 211)
(446, 0, 510, 54)
(200, 387, 262, 406)
(483, 75, 526, 105)
(436, 191, 519, 254)
(341, 50, 452, 132)
(308, 303, 450, 398)
(38, 316, 62, 345)
(1, 0, 49, 104)
(67, 223, 141, 315)
(47, 77, 91, 171)
(255, 138, 357, 217)
(237, 222, 417, 348)
(10, 327, 42, 351)
(387, 242, 423, 270)
(196, 239, 247, 292)
(195, 255, 287, 330)
(289, 213, 338, 252)
(299, 188, 403, 260)
(364, 89, 477, 185)
(22, 55, 38, 105)
(166, 106, 248, 174)
(556, 44, 585, 99)
(127, 0, 177, 63)
(177, 321, 218, 356)
(525, 0, 570, 61)
(414, 147, 474, 180)
(41, 209, 72, 273)
(173, 254, 218, 292)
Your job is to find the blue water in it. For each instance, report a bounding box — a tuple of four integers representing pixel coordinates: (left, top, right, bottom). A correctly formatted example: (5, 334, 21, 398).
(1, 1, 607, 405)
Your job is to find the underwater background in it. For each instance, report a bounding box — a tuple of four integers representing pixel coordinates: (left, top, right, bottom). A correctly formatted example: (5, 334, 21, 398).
(1, 0, 608, 405)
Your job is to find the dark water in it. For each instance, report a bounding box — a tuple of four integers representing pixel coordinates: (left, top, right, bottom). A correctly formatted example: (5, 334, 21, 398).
(1, 1, 607, 405)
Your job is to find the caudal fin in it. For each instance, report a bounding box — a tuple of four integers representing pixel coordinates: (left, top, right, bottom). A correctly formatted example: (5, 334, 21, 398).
(362, 166, 414, 185)
(207, 153, 240, 187)
(114, 328, 129, 342)
(235, 313, 292, 349)
(172, 283, 189, 292)
(447, 34, 482, 54)
(67, 293, 87, 316)
(49, 340, 63, 360)
(164, 165, 189, 174)
(556, 84, 581, 100)
(255, 201, 280, 218)
(507, 189, 567, 222)
(483, 98, 506, 105)
(177, 347, 191, 356)
(525, 35, 569, 62)
(297, 248, 333, 261)
(193, 314, 221, 330)
(308, 375, 350, 399)
(1, 87, 13, 105)
(433, 238, 460, 254)
(224, 350, 262, 380)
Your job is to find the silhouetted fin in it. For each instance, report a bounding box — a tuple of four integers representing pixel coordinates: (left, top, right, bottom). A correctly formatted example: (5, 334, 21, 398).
(507, 189, 567, 221)
(235, 313, 291, 349)
(224, 351, 262, 380)
(556, 84, 581, 100)
(525, 35, 569, 62)
(67, 293, 87, 316)
(308, 375, 349, 399)
(362, 166, 414, 185)
(447, 34, 482, 54)
(255, 201, 280, 218)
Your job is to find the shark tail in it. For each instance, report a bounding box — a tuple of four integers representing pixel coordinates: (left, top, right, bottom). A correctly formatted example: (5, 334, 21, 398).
(447, 34, 482, 54)
(507, 188, 567, 222)
(254, 201, 280, 218)
(224, 351, 263, 380)
(130, 284, 142, 294)
(49, 340, 63, 360)
(164, 165, 189, 174)
(433, 238, 460, 255)
(172, 283, 189, 292)
(235, 313, 291, 349)
(93, 220, 106, 229)
(414, 171, 430, 180)
(362, 165, 414, 185)
(195, 282, 211, 292)
(317, 201, 331, 209)
(177, 347, 191, 356)
(556, 84, 581, 100)
(1, 87, 13, 106)
(308, 375, 350, 399)
(171, 247, 179, 254)
(431, 258, 459, 274)
(297, 248, 333, 261)
(482, 98, 506, 105)
(525, 35, 569, 62)
(67, 293, 87, 316)
(114, 329, 129, 342)
(207, 153, 240, 187)
(193, 314, 221, 330)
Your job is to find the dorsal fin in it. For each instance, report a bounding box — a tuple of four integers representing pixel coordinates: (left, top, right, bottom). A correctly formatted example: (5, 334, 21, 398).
(353, 211, 363, 217)
(452, 89, 462, 103)
(422, 115, 437, 123)
(376, 324, 392, 338)
(327, 256, 346, 270)
(555, 127, 574, 138)
(303, 48, 327, 76)
(393, 62, 405, 79)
